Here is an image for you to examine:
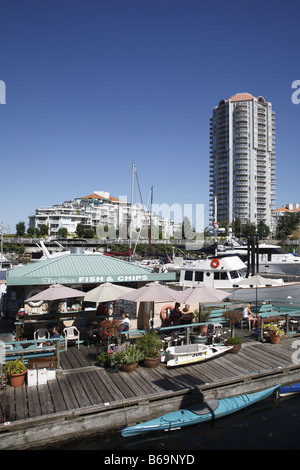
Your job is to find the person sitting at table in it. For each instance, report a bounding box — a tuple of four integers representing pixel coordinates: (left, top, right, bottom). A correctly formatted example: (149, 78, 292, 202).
(120, 312, 131, 332)
(243, 303, 257, 330)
(170, 303, 182, 326)
(180, 304, 194, 325)
(41, 325, 60, 346)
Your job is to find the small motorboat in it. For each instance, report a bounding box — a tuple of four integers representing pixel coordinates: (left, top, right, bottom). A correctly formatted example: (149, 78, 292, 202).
(165, 343, 232, 367)
(121, 385, 280, 437)
(279, 383, 300, 397)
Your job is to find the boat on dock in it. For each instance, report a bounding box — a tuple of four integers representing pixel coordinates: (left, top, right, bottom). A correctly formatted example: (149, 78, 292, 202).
(165, 343, 232, 367)
(121, 385, 280, 437)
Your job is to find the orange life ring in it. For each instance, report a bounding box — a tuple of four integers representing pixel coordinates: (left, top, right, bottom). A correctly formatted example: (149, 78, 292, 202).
(160, 305, 173, 321)
(211, 258, 220, 268)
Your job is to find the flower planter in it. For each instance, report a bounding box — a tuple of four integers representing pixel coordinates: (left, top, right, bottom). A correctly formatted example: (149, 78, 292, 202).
(199, 325, 208, 335)
(269, 332, 281, 344)
(120, 363, 138, 372)
(8, 370, 27, 388)
(143, 356, 161, 368)
(228, 344, 242, 354)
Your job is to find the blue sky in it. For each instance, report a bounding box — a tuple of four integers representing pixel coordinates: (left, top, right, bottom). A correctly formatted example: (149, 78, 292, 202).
(1, 0, 300, 233)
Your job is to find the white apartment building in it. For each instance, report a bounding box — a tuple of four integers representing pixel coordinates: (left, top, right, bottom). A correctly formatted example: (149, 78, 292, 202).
(209, 93, 276, 229)
(28, 191, 181, 240)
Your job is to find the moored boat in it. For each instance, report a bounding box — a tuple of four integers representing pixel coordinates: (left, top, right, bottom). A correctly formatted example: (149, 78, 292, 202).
(165, 343, 232, 367)
(279, 383, 300, 397)
(121, 385, 280, 437)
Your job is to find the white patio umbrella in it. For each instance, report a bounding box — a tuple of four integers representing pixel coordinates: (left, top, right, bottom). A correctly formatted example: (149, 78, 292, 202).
(84, 282, 135, 303)
(25, 284, 85, 302)
(233, 274, 283, 311)
(116, 282, 180, 303)
(175, 285, 230, 305)
(117, 282, 181, 328)
(174, 284, 230, 324)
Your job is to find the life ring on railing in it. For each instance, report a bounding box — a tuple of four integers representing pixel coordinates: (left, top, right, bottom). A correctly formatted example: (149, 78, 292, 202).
(211, 258, 220, 268)
(160, 305, 173, 323)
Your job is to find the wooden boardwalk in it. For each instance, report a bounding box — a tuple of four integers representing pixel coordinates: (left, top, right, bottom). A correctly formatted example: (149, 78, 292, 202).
(1, 329, 300, 449)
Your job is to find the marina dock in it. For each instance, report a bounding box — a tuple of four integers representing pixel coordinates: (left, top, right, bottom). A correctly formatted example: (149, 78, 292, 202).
(1, 328, 300, 450)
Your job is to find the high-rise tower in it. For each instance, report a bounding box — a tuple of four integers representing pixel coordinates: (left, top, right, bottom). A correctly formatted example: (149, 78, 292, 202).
(209, 93, 276, 229)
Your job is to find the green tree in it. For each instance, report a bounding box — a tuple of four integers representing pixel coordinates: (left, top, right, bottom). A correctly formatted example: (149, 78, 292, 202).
(276, 213, 299, 240)
(76, 223, 85, 238)
(16, 221, 25, 236)
(257, 220, 270, 239)
(39, 224, 49, 236)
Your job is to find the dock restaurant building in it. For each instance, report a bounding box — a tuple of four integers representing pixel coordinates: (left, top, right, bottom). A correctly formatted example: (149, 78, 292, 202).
(5, 254, 176, 324)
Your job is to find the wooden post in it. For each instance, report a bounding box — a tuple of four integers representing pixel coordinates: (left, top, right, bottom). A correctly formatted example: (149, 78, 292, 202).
(259, 316, 264, 342)
(286, 314, 289, 335)
(56, 340, 60, 369)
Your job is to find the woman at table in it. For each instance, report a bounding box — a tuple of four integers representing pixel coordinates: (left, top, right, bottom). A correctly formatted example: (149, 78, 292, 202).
(180, 304, 194, 325)
(243, 303, 257, 330)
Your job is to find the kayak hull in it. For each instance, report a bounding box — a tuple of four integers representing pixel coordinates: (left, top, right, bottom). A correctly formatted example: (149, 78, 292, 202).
(121, 385, 279, 437)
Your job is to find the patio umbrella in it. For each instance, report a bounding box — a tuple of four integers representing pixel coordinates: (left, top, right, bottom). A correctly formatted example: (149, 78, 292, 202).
(117, 282, 181, 328)
(174, 285, 230, 324)
(175, 285, 230, 305)
(233, 274, 283, 311)
(84, 282, 135, 303)
(25, 284, 85, 302)
(117, 282, 180, 303)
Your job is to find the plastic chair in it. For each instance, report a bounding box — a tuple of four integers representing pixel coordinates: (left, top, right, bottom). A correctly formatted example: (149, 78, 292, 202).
(63, 326, 80, 349)
(34, 328, 50, 340)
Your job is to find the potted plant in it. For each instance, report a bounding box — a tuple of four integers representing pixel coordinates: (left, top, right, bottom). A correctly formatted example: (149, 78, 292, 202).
(222, 309, 243, 337)
(136, 331, 163, 368)
(225, 336, 242, 353)
(196, 308, 212, 335)
(117, 345, 144, 372)
(5, 359, 27, 387)
(264, 322, 284, 344)
(97, 349, 119, 371)
(99, 319, 122, 350)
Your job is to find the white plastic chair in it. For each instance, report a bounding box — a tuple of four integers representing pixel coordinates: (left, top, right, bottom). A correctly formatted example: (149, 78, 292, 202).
(34, 328, 50, 340)
(63, 326, 80, 349)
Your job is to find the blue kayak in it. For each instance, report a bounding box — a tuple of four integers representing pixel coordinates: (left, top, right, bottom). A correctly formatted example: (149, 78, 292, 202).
(279, 383, 300, 396)
(121, 385, 279, 437)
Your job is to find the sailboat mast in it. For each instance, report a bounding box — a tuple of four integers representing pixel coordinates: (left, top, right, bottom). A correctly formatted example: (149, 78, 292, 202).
(129, 163, 135, 257)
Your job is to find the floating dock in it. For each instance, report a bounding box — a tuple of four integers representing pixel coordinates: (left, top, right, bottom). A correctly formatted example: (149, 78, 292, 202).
(1, 329, 300, 449)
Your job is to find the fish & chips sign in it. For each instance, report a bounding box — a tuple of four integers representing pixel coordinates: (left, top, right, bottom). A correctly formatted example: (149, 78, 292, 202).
(40, 273, 170, 285)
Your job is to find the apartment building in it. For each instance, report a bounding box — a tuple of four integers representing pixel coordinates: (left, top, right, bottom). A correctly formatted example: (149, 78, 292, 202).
(209, 93, 276, 229)
(28, 191, 181, 240)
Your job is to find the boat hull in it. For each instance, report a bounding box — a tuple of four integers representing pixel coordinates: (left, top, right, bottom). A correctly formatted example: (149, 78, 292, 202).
(121, 385, 279, 437)
(165, 344, 232, 367)
(227, 283, 300, 304)
(279, 383, 300, 397)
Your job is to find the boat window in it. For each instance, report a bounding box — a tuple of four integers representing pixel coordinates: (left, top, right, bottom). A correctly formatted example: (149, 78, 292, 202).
(195, 272, 203, 282)
(229, 270, 239, 279)
(184, 270, 193, 281)
(214, 272, 228, 280)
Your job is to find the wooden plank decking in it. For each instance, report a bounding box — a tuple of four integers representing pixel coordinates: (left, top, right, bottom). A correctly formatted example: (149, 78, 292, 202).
(1, 329, 300, 449)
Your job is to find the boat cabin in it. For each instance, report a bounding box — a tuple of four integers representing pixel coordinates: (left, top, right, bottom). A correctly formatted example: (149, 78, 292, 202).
(179, 255, 246, 288)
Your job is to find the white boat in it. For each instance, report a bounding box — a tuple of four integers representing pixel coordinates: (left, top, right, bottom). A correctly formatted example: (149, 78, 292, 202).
(134, 259, 161, 271)
(165, 343, 232, 367)
(218, 236, 300, 276)
(177, 254, 300, 304)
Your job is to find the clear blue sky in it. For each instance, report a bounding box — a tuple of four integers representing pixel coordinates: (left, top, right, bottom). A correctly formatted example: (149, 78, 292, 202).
(1, 0, 300, 233)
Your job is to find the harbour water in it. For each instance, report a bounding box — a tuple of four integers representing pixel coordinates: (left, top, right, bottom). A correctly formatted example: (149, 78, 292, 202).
(44, 393, 300, 451)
